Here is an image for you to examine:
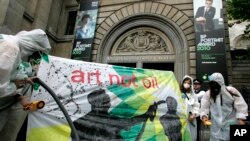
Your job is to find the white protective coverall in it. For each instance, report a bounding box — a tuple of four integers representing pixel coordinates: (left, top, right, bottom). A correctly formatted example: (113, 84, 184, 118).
(0, 29, 51, 141)
(182, 75, 200, 141)
(200, 72, 248, 141)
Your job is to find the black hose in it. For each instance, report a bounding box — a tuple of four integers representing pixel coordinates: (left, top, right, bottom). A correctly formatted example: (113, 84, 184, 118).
(34, 78, 79, 141)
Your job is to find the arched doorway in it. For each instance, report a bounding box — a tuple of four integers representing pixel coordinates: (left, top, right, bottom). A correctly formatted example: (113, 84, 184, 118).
(97, 14, 189, 81)
(108, 26, 175, 71)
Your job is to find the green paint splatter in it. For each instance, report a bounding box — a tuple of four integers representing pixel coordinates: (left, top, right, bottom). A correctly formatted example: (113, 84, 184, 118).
(33, 83, 40, 90)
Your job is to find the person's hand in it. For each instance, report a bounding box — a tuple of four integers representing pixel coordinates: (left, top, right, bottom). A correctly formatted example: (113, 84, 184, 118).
(196, 17, 206, 22)
(26, 76, 38, 85)
(238, 119, 245, 125)
(18, 95, 30, 106)
(14, 76, 37, 88)
(202, 116, 209, 125)
(14, 79, 27, 88)
(188, 114, 196, 122)
(202, 116, 212, 127)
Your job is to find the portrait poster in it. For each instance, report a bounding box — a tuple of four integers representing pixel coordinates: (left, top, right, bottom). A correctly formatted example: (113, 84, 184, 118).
(193, 0, 228, 84)
(71, 0, 99, 61)
(26, 55, 192, 141)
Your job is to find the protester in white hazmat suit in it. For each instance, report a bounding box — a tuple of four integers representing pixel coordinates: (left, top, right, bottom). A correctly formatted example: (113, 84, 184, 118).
(200, 72, 248, 141)
(0, 29, 51, 141)
(180, 75, 200, 141)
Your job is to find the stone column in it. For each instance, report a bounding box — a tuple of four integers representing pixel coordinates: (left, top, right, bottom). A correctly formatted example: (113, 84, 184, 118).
(32, 0, 53, 30)
(0, 0, 26, 34)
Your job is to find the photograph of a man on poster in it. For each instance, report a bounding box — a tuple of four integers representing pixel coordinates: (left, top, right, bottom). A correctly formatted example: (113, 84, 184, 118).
(194, 0, 224, 32)
(75, 10, 97, 39)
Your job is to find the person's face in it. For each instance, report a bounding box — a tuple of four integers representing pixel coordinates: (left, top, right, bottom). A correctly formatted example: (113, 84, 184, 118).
(193, 83, 201, 90)
(82, 17, 90, 25)
(205, 0, 213, 8)
(209, 80, 221, 95)
(183, 79, 191, 89)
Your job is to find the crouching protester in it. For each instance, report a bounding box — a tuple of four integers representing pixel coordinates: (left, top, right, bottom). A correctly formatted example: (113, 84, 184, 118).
(0, 29, 51, 141)
(200, 72, 248, 141)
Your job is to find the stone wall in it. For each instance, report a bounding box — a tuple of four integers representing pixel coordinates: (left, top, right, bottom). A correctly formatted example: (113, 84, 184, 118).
(0, 0, 232, 83)
(231, 60, 250, 90)
(0, 0, 78, 59)
(92, 0, 231, 81)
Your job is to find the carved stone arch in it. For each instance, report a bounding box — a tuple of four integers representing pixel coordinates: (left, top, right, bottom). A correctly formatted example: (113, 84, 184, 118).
(234, 35, 250, 49)
(111, 27, 174, 55)
(96, 2, 193, 81)
(233, 35, 243, 48)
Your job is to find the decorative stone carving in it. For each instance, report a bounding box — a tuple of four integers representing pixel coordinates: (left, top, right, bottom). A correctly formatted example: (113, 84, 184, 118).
(229, 21, 250, 49)
(111, 27, 174, 55)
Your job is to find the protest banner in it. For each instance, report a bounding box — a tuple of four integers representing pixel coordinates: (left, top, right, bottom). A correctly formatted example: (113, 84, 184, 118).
(26, 55, 191, 141)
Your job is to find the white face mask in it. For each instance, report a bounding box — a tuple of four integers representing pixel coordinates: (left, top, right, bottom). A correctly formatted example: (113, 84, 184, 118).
(183, 83, 190, 89)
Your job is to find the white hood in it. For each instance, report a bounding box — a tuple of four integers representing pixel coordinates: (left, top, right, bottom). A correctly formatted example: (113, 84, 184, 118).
(209, 72, 225, 86)
(16, 29, 51, 57)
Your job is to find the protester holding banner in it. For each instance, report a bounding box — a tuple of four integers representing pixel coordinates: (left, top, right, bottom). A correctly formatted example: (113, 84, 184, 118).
(0, 29, 51, 141)
(200, 72, 248, 141)
(193, 79, 206, 141)
(195, 0, 216, 32)
(193, 79, 206, 102)
(180, 75, 200, 141)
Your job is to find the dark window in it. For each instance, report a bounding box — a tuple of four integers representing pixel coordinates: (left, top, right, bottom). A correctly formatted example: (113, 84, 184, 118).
(143, 63, 174, 71)
(65, 11, 77, 35)
(109, 63, 137, 68)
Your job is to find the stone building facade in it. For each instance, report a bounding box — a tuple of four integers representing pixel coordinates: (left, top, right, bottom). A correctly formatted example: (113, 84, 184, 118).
(0, 0, 232, 83)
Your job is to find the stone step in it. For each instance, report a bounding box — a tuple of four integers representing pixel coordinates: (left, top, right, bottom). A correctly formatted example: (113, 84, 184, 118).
(231, 60, 250, 91)
(232, 63, 250, 67)
(232, 75, 250, 79)
(232, 60, 250, 64)
(232, 71, 250, 75)
(233, 79, 250, 83)
(232, 84, 250, 90)
(232, 67, 250, 71)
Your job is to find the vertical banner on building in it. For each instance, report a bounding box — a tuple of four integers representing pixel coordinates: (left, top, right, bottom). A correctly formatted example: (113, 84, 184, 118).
(71, 0, 99, 61)
(193, 0, 228, 84)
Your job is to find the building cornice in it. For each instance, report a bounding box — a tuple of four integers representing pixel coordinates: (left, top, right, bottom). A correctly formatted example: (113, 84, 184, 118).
(46, 29, 74, 43)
